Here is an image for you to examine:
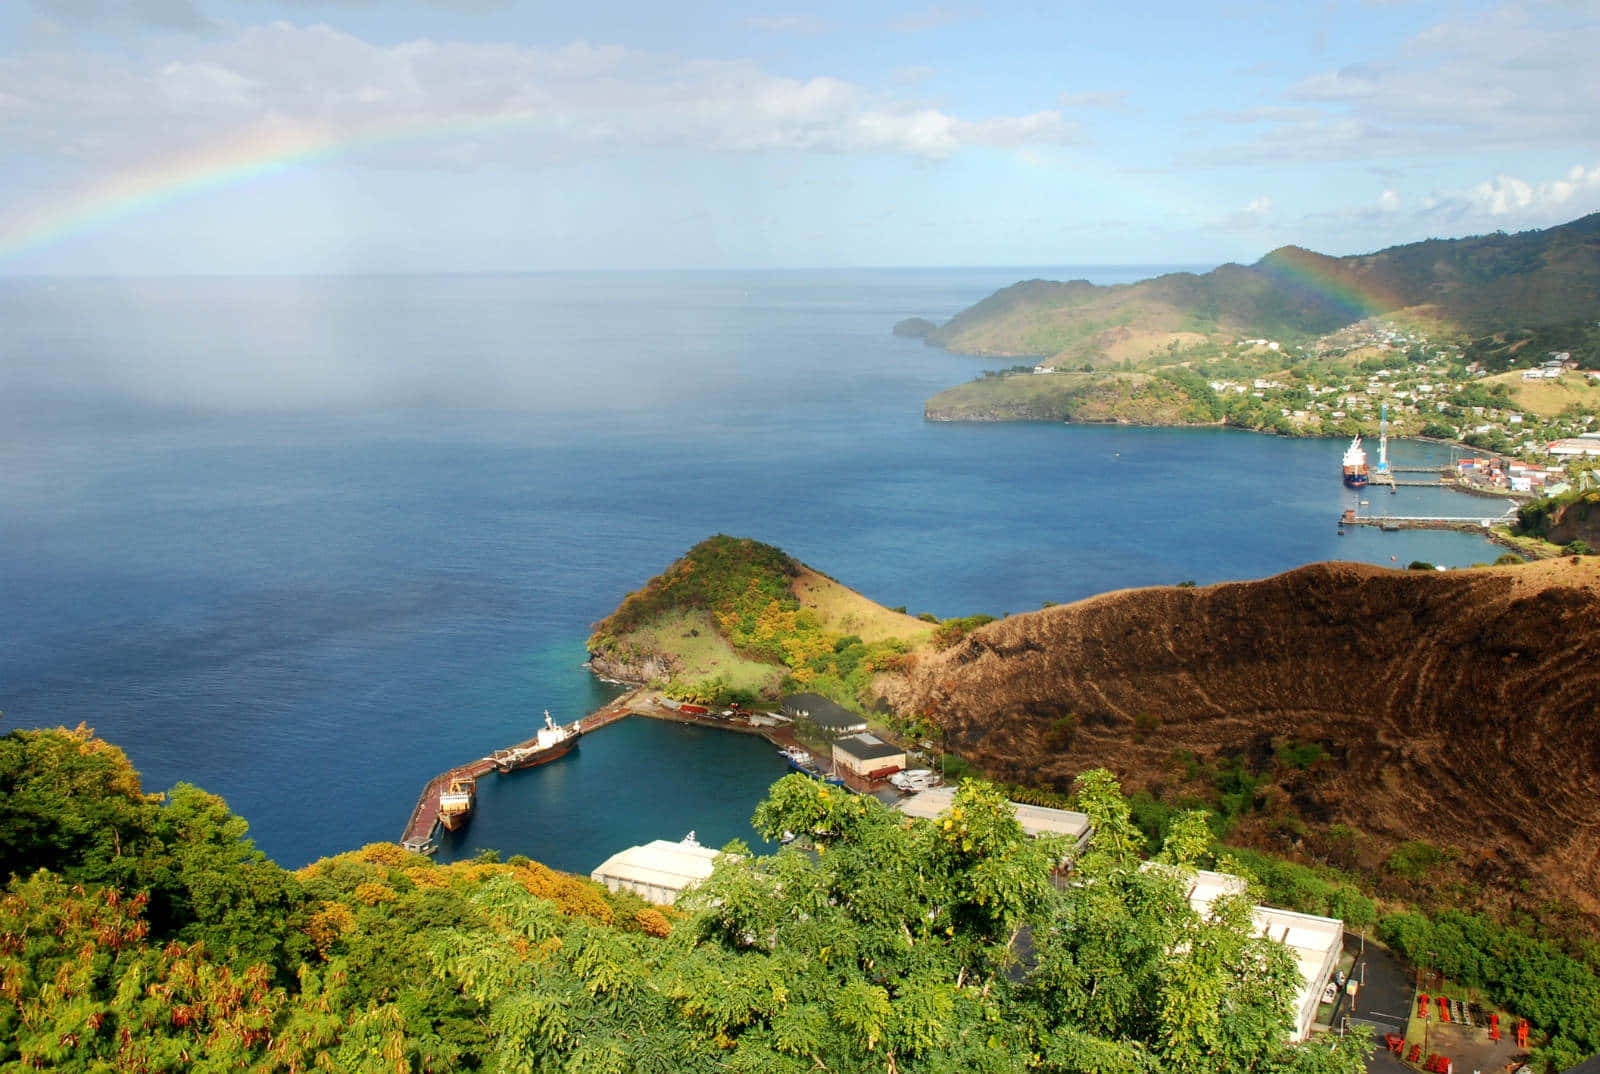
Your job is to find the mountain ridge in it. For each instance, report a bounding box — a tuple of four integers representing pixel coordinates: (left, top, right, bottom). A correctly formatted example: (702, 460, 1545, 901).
(914, 213, 1600, 361)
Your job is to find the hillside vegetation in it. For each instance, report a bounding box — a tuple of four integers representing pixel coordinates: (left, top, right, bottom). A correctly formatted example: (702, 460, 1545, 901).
(586, 535, 932, 709)
(1, 723, 1381, 1073)
(918, 213, 1600, 363)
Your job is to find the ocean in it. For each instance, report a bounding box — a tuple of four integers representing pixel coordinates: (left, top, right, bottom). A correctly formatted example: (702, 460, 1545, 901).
(0, 269, 1512, 872)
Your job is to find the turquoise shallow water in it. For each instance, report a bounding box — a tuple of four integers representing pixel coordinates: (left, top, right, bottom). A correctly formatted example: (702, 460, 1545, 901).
(0, 270, 1509, 869)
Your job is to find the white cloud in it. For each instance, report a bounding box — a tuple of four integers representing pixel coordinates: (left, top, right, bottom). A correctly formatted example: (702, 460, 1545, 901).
(1211, 195, 1277, 232)
(891, 64, 934, 85)
(889, 6, 971, 32)
(30, 0, 216, 33)
(1301, 161, 1600, 242)
(1435, 162, 1600, 222)
(1203, 3, 1600, 164)
(1056, 90, 1130, 112)
(0, 20, 1077, 183)
(742, 14, 830, 34)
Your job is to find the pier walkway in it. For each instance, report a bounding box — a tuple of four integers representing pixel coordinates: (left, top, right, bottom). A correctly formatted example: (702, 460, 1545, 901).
(1344, 515, 1509, 528)
(399, 690, 644, 854)
(396, 689, 913, 853)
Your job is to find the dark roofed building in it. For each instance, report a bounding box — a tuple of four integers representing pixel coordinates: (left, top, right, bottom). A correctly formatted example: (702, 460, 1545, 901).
(781, 693, 868, 736)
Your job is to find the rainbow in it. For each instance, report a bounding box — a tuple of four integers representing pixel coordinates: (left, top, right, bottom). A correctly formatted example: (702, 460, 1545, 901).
(1250, 244, 1405, 324)
(0, 109, 544, 262)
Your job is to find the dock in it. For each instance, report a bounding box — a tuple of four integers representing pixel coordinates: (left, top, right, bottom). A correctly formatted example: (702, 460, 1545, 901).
(399, 690, 643, 854)
(1343, 514, 1509, 530)
(396, 690, 912, 854)
(1338, 503, 1518, 539)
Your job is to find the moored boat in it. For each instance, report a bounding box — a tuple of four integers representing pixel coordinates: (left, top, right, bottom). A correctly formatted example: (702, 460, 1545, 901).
(889, 768, 940, 792)
(1342, 435, 1369, 488)
(492, 710, 582, 772)
(438, 775, 476, 831)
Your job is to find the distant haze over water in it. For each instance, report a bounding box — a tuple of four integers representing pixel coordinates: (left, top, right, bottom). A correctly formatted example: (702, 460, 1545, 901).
(0, 269, 1509, 869)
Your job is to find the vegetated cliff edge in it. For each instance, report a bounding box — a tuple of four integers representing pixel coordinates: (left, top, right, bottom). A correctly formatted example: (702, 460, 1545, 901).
(879, 557, 1600, 922)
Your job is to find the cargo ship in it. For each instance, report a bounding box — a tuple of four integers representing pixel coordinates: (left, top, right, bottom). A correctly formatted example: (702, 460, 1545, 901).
(490, 710, 581, 772)
(437, 775, 476, 832)
(1342, 435, 1369, 488)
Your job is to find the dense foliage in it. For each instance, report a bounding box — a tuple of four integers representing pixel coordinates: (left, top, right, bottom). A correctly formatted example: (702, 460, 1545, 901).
(1380, 909, 1600, 1071)
(0, 725, 1388, 1073)
(1515, 488, 1600, 543)
(591, 536, 801, 644)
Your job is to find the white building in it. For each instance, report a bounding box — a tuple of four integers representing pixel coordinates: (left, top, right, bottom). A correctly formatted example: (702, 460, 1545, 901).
(1147, 866, 1343, 1042)
(895, 786, 1092, 851)
(590, 834, 731, 906)
(832, 733, 905, 779)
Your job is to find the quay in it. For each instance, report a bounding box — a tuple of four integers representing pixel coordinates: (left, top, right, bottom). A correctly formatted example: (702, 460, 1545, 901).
(1343, 514, 1508, 530)
(398, 689, 800, 854)
(399, 690, 642, 854)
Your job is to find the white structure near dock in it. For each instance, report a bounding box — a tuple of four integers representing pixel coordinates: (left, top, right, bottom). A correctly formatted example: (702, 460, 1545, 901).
(590, 833, 730, 906)
(895, 786, 1093, 851)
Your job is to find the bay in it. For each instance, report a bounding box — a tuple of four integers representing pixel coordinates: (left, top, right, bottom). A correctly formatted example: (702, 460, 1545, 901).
(0, 269, 1510, 871)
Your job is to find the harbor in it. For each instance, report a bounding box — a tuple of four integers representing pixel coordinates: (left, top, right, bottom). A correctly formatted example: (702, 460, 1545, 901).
(398, 688, 938, 856)
(399, 694, 636, 853)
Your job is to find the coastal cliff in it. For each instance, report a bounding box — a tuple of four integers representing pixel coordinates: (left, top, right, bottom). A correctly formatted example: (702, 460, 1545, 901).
(880, 557, 1600, 922)
(590, 535, 1600, 925)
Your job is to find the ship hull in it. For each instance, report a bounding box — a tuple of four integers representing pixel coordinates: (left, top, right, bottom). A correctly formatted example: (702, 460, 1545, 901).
(1343, 471, 1369, 488)
(438, 810, 469, 832)
(493, 736, 579, 773)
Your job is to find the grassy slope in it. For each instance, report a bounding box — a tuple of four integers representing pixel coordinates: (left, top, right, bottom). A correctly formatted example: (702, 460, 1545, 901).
(922, 213, 1600, 362)
(587, 536, 932, 705)
(790, 566, 934, 644)
(610, 608, 782, 695)
(1485, 369, 1600, 418)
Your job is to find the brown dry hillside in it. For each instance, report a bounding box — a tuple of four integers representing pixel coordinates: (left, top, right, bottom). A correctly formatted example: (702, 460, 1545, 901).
(883, 558, 1600, 917)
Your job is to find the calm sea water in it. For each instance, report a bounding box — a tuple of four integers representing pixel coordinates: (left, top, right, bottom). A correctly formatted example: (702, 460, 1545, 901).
(0, 270, 1509, 871)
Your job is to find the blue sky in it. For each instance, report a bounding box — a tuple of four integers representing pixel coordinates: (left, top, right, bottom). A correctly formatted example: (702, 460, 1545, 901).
(1, 0, 1597, 273)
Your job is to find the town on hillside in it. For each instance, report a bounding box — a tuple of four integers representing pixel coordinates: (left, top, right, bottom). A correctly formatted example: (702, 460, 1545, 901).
(1189, 318, 1600, 496)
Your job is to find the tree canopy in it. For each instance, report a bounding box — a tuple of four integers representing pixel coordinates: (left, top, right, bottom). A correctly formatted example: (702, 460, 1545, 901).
(0, 725, 1378, 1072)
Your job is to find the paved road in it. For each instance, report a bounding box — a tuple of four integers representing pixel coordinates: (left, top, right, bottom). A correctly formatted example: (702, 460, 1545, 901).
(1327, 932, 1417, 1074)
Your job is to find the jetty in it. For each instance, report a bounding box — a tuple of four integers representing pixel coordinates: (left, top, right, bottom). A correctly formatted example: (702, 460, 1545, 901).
(399, 691, 640, 854)
(1338, 503, 1518, 540)
(1343, 514, 1508, 530)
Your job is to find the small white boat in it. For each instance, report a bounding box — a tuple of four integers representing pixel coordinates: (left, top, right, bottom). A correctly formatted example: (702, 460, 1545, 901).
(889, 769, 939, 792)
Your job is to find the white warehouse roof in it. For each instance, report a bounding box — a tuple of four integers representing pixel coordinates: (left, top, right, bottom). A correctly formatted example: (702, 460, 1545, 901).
(895, 786, 1092, 847)
(590, 836, 727, 906)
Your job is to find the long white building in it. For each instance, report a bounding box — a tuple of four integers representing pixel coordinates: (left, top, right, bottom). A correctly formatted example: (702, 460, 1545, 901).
(590, 834, 730, 906)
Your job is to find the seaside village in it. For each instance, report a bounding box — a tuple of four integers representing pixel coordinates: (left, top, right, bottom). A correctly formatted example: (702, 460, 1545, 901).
(1202, 320, 1600, 496)
(585, 693, 1537, 1074)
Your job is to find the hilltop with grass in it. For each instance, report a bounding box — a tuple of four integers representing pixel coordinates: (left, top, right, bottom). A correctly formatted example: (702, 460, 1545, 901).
(586, 535, 977, 712)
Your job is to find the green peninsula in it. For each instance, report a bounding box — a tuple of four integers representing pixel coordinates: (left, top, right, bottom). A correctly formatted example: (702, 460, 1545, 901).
(918, 213, 1600, 439)
(586, 534, 945, 710)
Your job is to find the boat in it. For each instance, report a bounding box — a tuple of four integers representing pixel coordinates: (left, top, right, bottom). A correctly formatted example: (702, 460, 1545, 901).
(491, 710, 582, 772)
(437, 775, 476, 832)
(780, 745, 814, 770)
(889, 769, 940, 792)
(1342, 435, 1369, 488)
